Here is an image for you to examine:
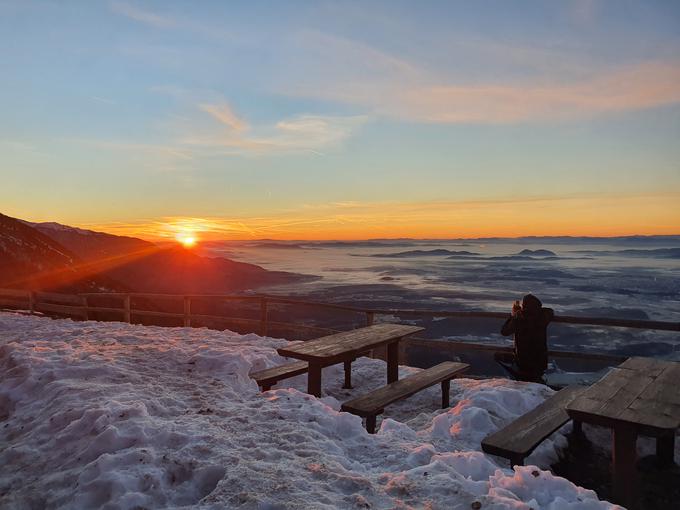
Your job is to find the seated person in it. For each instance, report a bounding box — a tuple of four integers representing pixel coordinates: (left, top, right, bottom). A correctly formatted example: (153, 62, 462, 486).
(495, 294, 554, 383)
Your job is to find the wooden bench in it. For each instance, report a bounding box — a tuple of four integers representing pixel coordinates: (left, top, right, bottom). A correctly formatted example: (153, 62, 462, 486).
(481, 385, 585, 467)
(341, 361, 469, 433)
(250, 361, 309, 391)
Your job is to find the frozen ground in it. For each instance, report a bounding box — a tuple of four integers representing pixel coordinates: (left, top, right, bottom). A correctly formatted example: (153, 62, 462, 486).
(0, 312, 619, 509)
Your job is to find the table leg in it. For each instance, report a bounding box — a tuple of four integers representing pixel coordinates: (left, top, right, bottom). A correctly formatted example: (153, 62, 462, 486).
(308, 362, 322, 397)
(572, 420, 583, 437)
(441, 379, 450, 408)
(612, 423, 638, 509)
(387, 341, 399, 384)
(656, 433, 675, 468)
(343, 360, 353, 389)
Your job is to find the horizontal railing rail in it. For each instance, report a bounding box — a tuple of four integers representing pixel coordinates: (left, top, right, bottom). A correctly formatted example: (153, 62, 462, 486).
(0, 288, 677, 369)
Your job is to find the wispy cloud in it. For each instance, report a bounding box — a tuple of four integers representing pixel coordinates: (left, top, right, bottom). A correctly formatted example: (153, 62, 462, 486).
(180, 99, 368, 155)
(65, 138, 193, 160)
(110, 1, 176, 28)
(82, 192, 680, 241)
(281, 32, 680, 124)
(199, 102, 249, 132)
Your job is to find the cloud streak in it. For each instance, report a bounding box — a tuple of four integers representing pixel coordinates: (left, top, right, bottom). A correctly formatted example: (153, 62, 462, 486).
(181, 99, 368, 155)
(110, 1, 176, 28)
(81, 192, 680, 241)
(282, 32, 680, 124)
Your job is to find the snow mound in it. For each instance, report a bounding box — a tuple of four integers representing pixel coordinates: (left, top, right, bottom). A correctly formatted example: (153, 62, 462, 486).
(0, 312, 618, 509)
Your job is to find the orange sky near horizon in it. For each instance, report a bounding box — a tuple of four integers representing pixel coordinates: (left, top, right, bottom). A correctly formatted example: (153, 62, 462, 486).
(15, 192, 679, 243)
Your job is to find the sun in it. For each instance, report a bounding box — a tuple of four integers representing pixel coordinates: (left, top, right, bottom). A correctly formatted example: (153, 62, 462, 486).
(176, 234, 197, 248)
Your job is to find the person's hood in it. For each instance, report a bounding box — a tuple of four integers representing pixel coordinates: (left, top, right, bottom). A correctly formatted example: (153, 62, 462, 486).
(522, 293, 542, 313)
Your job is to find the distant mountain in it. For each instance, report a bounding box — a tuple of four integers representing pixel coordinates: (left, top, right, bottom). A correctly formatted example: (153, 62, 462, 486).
(0, 213, 123, 292)
(571, 247, 680, 259)
(518, 249, 557, 257)
(101, 246, 303, 294)
(369, 249, 480, 258)
(21, 216, 305, 294)
(28, 221, 154, 262)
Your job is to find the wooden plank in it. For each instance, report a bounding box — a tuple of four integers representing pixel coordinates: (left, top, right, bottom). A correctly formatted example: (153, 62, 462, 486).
(568, 359, 680, 430)
(482, 386, 585, 461)
(263, 296, 368, 313)
(84, 306, 126, 315)
(34, 302, 85, 316)
(402, 338, 627, 364)
(33, 291, 680, 332)
(0, 288, 30, 298)
(35, 291, 84, 305)
(637, 362, 680, 405)
(0, 297, 28, 307)
(619, 357, 667, 378)
(250, 361, 308, 389)
(278, 324, 423, 362)
(568, 369, 655, 426)
(131, 310, 183, 319)
(592, 373, 655, 422)
(341, 362, 469, 416)
(618, 399, 680, 430)
(187, 314, 260, 326)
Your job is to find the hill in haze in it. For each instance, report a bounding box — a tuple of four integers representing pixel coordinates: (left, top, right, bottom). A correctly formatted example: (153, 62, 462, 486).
(0, 213, 123, 292)
(1, 213, 304, 294)
(28, 221, 154, 262)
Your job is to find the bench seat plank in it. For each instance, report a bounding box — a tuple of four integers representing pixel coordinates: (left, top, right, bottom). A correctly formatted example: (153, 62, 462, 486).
(342, 361, 468, 417)
(250, 361, 308, 390)
(342, 362, 469, 434)
(481, 385, 584, 465)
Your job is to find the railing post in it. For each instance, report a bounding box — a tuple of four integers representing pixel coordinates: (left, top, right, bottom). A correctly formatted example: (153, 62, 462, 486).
(366, 311, 381, 358)
(260, 297, 268, 337)
(183, 296, 191, 327)
(123, 294, 131, 323)
(28, 291, 36, 315)
(81, 295, 89, 321)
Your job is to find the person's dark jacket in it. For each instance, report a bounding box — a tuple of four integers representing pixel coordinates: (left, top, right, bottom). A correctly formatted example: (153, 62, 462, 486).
(501, 295, 554, 377)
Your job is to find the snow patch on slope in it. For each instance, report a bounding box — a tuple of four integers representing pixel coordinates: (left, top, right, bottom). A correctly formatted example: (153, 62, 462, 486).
(0, 313, 618, 509)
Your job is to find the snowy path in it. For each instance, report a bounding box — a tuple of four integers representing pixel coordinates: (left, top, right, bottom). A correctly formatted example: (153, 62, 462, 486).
(0, 313, 618, 509)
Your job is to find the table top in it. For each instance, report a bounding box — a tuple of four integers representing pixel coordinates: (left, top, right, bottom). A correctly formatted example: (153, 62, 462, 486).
(277, 323, 424, 363)
(566, 357, 680, 431)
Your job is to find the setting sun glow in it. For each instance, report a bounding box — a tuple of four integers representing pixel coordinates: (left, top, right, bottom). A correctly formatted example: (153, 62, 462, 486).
(176, 235, 197, 248)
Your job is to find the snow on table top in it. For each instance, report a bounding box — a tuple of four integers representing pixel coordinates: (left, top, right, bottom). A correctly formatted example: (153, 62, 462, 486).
(0, 312, 618, 509)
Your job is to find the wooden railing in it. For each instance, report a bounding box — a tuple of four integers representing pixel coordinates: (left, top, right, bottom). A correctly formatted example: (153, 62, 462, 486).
(1, 288, 678, 367)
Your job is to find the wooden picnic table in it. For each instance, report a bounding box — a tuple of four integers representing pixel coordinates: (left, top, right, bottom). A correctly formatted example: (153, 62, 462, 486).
(277, 323, 424, 397)
(566, 357, 680, 509)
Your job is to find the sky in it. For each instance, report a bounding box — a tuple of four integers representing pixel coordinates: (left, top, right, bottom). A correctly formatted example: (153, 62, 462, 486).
(1, 0, 680, 241)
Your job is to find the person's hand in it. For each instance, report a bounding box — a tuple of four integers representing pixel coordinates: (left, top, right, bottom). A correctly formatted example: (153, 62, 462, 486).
(512, 301, 521, 316)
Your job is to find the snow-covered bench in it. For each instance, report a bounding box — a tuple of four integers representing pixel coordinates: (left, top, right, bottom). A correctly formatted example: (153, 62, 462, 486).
(341, 361, 469, 433)
(250, 361, 309, 391)
(481, 385, 585, 467)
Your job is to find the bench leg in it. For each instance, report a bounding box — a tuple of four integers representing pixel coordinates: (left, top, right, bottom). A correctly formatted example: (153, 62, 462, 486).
(343, 360, 353, 389)
(441, 379, 450, 408)
(261, 383, 272, 392)
(510, 454, 524, 467)
(612, 423, 638, 509)
(308, 362, 322, 398)
(366, 415, 377, 434)
(386, 341, 399, 384)
(656, 433, 675, 468)
(572, 419, 583, 437)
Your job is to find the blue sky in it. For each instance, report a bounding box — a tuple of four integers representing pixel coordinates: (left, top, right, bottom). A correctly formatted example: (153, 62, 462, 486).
(1, 1, 679, 239)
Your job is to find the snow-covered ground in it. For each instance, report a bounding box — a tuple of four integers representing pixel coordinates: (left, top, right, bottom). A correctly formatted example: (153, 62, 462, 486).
(0, 312, 619, 509)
